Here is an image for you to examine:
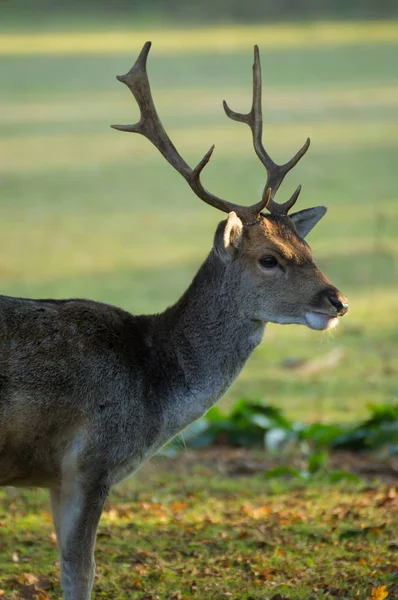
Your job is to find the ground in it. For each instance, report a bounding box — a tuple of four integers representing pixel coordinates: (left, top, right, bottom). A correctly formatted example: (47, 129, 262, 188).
(0, 449, 397, 599)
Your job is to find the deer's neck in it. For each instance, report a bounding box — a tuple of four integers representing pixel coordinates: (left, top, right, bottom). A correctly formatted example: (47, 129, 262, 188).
(155, 251, 265, 433)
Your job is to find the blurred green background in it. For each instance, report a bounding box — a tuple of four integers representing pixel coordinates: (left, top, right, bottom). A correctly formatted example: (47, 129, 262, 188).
(0, 2, 397, 423)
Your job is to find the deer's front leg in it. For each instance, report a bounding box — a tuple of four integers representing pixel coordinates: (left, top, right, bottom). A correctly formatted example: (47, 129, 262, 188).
(58, 475, 109, 600)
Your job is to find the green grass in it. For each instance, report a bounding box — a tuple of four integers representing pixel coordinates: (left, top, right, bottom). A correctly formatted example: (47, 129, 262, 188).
(1, 21, 398, 54)
(0, 454, 397, 599)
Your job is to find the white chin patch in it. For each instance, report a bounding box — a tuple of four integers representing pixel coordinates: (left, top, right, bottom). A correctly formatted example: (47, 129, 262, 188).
(305, 312, 339, 331)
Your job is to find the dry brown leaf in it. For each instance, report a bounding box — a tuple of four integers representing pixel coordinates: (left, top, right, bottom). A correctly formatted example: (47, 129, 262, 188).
(34, 591, 50, 600)
(19, 573, 39, 586)
(242, 503, 270, 519)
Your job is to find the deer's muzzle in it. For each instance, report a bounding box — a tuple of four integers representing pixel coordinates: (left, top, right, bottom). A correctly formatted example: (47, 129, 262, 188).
(326, 290, 348, 317)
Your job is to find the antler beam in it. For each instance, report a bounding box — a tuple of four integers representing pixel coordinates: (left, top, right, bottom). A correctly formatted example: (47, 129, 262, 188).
(223, 45, 310, 216)
(112, 41, 269, 223)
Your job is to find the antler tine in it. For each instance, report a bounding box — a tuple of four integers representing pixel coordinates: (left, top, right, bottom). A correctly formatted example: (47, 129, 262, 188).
(224, 45, 310, 217)
(112, 41, 269, 223)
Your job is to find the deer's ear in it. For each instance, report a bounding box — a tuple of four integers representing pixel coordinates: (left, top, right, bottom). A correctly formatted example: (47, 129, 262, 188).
(214, 212, 243, 260)
(289, 206, 327, 238)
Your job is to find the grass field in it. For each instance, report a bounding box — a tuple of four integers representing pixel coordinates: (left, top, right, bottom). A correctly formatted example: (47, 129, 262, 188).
(0, 19, 397, 600)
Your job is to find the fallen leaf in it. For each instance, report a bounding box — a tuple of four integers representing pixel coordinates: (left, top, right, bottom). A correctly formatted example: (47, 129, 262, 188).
(171, 502, 188, 512)
(242, 503, 270, 519)
(377, 486, 397, 506)
(367, 585, 389, 600)
(20, 573, 39, 586)
(35, 591, 50, 600)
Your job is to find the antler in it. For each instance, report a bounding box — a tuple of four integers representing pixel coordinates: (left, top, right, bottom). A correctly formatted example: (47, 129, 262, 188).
(112, 41, 270, 224)
(223, 45, 310, 216)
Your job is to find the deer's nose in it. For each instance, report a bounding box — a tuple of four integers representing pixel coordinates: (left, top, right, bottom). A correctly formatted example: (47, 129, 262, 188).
(328, 291, 348, 317)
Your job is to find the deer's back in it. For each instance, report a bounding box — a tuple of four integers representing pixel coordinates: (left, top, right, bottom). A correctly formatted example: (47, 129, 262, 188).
(0, 296, 161, 487)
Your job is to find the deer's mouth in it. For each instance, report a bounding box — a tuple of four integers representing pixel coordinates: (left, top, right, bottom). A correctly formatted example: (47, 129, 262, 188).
(304, 311, 339, 331)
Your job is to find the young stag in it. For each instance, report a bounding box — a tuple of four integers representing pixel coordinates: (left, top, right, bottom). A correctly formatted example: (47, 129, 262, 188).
(0, 42, 348, 599)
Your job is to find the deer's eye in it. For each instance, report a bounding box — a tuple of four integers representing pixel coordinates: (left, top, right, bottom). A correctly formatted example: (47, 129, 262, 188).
(259, 256, 278, 269)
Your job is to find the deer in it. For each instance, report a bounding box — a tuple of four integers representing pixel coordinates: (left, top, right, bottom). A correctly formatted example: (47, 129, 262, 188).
(0, 41, 348, 600)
